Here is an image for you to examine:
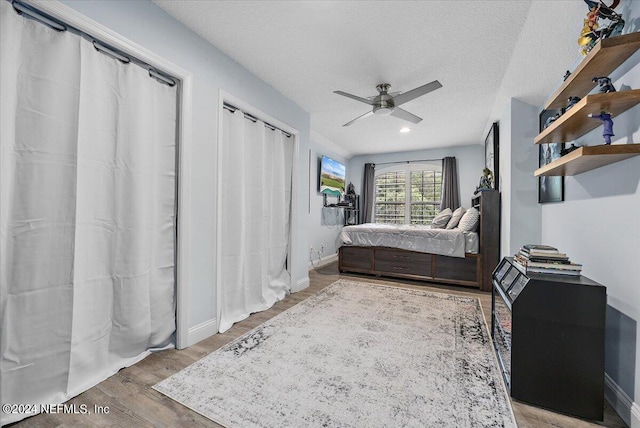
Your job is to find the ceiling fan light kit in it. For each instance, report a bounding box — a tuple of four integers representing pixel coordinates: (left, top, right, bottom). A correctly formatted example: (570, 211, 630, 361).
(373, 106, 394, 116)
(334, 80, 442, 126)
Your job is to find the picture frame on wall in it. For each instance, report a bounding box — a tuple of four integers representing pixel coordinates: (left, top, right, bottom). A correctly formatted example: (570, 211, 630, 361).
(538, 143, 565, 203)
(538, 110, 564, 203)
(484, 122, 499, 190)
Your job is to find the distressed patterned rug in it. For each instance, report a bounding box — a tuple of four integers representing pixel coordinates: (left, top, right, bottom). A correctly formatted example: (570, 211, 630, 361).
(153, 280, 516, 427)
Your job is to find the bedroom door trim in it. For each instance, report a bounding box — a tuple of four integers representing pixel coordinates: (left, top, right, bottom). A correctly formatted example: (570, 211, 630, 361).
(26, 0, 194, 349)
(216, 90, 300, 331)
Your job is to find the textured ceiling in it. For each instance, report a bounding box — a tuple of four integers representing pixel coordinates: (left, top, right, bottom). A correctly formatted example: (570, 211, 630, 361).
(152, 0, 588, 156)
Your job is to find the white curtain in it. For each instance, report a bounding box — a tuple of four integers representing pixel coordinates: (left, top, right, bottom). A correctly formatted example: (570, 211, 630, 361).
(219, 109, 293, 333)
(0, 3, 177, 424)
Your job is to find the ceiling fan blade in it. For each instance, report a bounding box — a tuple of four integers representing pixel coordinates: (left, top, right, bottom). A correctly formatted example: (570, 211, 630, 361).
(343, 110, 374, 126)
(390, 107, 422, 124)
(392, 80, 442, 107)
(334, 90, 374, 105)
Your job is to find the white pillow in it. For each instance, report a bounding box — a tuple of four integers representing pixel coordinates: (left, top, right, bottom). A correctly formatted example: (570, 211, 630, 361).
(446, 207, 466, 229)
(431, 208, 452, 229)
(458, 207, 480, 232)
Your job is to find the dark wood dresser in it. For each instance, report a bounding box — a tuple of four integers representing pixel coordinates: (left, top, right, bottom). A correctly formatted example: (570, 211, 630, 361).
(492, 257, 606, 420)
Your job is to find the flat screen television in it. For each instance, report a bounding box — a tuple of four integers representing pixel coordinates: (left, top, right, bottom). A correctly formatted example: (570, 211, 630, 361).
(319, 155, 346, 196)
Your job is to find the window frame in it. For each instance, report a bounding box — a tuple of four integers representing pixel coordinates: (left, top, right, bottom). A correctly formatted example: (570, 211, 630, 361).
(374, 162, 442, 225)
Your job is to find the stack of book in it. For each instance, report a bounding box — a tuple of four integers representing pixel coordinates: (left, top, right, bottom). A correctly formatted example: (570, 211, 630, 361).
(514, 244, 582, 276)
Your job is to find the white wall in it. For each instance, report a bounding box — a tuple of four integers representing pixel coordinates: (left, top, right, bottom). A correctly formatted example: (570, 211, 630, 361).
(496, 6, 640, 421)
(58, 0, 311, 332)
(348, 144, 484, 210)
(308, 132, 351, 268)
(498, 104, 513, 257)
(541, 50, 640, 425)
(498, 98, 542, 257)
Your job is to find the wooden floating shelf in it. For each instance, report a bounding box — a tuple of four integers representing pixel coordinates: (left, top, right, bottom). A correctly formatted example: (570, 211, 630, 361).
(545, 32, 640, 110)
(534, 90, 640, 145)
(534, 144, 640, 177)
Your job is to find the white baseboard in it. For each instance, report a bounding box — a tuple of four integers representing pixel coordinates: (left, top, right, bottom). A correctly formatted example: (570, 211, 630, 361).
(292, 276, 310, 293)
(308, 253, 338, 270)
(632, 402, 640, 428)
(188, 275, 308, 346)
(604, 372, 633, 426)
(187, 318, 218, 347)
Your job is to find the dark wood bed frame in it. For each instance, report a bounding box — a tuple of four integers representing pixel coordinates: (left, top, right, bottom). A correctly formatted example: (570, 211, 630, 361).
(338, 190, 500, 292)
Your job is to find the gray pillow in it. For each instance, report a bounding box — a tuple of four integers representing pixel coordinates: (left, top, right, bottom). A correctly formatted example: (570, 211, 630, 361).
(431, 208, 452, 229)
(446, 207, 466, 229)
(458, 207, 480, 232)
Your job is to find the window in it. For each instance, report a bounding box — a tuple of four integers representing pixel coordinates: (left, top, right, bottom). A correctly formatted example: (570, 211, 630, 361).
(374, 171, 405, 224)
(374, 165, 442, 224)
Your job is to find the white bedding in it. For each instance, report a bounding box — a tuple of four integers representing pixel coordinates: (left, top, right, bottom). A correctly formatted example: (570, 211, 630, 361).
(338, 223, 479, 258)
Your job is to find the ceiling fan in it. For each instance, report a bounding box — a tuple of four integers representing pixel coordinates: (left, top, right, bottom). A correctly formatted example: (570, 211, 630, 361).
(333, 80, 442, 126)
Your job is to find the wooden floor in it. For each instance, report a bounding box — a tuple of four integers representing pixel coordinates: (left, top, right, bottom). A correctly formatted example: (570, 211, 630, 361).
(10, 262, 628, 428)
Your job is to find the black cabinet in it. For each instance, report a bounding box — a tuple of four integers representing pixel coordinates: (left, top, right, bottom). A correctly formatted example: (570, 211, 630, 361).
(491, 257, 606, 420)
(472, 190, 500, 291)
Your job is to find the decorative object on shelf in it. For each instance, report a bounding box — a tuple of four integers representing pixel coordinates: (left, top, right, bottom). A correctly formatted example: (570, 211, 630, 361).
(588, 110, 614, 144)
(535, 144, 640, 177)
(566, 96, 582, 110)
(484, 122, 499, 190)
(563, 70, 572, 81)
(545, 33, 640, 111)
(535, 90, 640, 145)
(560, 143, 581, 156)
(474, 168, 494, 195)
(514, 244, 582, 276)
(579, 0, 601, 53)
(345, 181, 356, 206)
(544, 112, 561, 129)
(578, 0, 625, 55)
(535, 33, 640, 177)
(347, 181, 355, 196)
(592, 75, 616, 92)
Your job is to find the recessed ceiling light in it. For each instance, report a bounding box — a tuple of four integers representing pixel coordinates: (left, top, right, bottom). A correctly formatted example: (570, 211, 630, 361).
(400, 127, 411, 133)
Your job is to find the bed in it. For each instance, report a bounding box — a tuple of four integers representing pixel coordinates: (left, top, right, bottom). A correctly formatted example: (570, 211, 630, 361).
(337, 191, 499, 291)
(338, 224, 479, 258)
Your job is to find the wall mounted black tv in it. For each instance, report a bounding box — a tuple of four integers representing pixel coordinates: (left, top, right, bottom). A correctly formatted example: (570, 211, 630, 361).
(319, 155, 346, 196)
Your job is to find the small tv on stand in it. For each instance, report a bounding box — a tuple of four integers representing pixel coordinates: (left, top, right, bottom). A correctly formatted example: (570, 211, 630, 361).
(319, 155, 346, 196)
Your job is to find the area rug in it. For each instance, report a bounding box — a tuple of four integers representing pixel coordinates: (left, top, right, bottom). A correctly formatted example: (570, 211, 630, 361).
(153, 280, 516, 427)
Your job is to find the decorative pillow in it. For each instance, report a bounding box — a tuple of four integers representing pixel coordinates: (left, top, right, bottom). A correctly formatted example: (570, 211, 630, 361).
(446, 207, 466, 229)
(457, 207, 480, 232)
(431, 208, 452, 229)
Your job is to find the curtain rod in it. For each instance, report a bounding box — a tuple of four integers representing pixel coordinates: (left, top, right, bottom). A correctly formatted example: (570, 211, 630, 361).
(374, 158, 443, 166)
(223, 103, 291, 138)
(11, 0, 177, 87)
